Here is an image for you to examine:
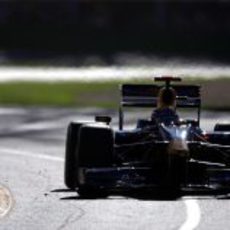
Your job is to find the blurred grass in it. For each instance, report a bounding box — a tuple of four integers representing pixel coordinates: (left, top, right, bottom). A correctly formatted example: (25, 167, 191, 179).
(0, 78, 229, 110)
(0, 81, 120, 108)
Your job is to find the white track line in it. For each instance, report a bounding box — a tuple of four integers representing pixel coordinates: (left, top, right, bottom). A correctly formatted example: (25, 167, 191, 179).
(0, 147, 201, 229)
(179, 199, 201, 230)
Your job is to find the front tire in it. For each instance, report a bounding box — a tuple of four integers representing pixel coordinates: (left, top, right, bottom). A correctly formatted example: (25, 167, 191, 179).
(77, 124, 114, 197)
(78, 124, 114, 167)
(64, 122, 83, 190)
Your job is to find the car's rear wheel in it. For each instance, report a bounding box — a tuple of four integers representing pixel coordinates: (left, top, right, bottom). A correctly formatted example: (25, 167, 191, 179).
(64, 122, 83, 190)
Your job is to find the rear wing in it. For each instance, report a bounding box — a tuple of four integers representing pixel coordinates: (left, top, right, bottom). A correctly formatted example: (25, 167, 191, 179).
(121, 84, 201, 108)
(119, 84, 201, 130)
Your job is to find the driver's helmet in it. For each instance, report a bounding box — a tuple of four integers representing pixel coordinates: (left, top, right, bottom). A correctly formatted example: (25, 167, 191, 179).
(157, 87, 176, 109)
(152, 87, 178, 125)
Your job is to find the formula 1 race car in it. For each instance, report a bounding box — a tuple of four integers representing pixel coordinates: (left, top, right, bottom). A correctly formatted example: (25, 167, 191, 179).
(64, 77, 230, 198)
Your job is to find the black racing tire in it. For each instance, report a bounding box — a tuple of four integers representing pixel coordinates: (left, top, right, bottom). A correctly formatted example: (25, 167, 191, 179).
(64, 122, 83, 190)
(214, 123, 230, 132)
(76, 124, 114, 197)
(78, 124, 114, 167)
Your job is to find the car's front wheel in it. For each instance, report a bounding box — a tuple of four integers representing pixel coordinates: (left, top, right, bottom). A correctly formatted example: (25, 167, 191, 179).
(64, 122, 83, 190)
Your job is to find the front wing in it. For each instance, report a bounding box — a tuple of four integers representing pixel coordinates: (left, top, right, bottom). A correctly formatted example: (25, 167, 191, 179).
(78, 142, 230, 194)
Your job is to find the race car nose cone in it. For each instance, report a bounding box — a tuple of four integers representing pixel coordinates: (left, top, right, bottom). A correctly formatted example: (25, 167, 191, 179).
(168, 139, 189, 156)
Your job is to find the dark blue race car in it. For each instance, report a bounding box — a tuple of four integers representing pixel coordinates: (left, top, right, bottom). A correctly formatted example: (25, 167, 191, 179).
(64, 77, 230, 198)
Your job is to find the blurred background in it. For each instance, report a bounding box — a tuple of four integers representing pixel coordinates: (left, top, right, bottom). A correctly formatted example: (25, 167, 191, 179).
(0, 0, 229, 109)
(1, 0, 230, 63)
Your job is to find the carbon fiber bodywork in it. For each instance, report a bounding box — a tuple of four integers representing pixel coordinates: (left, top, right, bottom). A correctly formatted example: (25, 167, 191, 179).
(64, 78, 230, 197)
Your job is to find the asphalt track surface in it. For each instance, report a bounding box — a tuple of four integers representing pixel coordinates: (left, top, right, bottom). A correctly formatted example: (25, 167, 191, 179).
(0, 107, 230, 230)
